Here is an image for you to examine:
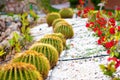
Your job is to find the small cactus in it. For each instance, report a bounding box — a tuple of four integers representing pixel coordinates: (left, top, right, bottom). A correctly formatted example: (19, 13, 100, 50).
(54, 22, 74, 39)
(38, 36, 63, 55)
(46, 12, 61, 26)
(52, 19, 65, 28)
(59, 8, 74, 18)
(0, 62, 43, 80)
(44, 33, 66, 48)
(12, 50, 50, 79)
(29, 43, 58, 68)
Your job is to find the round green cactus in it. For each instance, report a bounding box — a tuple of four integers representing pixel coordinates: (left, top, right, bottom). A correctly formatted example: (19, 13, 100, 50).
(38, 36, 63, 55)
(52, 19, 65, 28)
(59, 8, 74, 18)
(12, 50, 50, 79)
(46, 12, 61, 26)
(0, 62, 43, 80)
(44, 33, 66, 48)
(29, 43, 58, 68)
(54, 22, 74, 39)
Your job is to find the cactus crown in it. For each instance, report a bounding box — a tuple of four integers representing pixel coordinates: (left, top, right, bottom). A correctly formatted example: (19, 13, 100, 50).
(38, 36, 63, 55)
(59, 8, 74, 18)
(54, 22, 74, 39)
(52, 19, 65, 28)
(46, 12, 61, 26)
(0, 62, 43, 80)
(12, 50, 50, 79)
(45, 33, 66, 48)
(29, 43, 59, 68)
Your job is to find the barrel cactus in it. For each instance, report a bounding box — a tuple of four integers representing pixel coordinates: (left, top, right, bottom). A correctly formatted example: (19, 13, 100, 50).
(54, 22, 74, 39)
(59, 8, 74, 18)
(29, 43, 58, 68)
(38, 36, 63, 55)
(0, 62, 43, 80)
(12, 50, 50, 79)
(45, 33, 66, 48)
(46, 12, 61, 26)
(52, 19, 65, 28)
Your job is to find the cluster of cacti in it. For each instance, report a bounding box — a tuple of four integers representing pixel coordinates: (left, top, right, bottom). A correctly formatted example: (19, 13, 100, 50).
(0, 62, 43, 80)
(59, 8, 74, 18)
(53, 22, 74, 39)
(44, 33, 66, 48)
(52, 19, 65, 29)
(38, 36, 63, 55)
(46, 12, 61, 26)
(29, 43, 59, 68)
(12, 50, 50, 79)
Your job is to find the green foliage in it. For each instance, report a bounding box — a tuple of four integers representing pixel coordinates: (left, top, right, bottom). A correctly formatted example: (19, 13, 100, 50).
(0, 62, 43, 80)
(12, 50, 50, 79)
(9, 32, 21, 52)
(59, 8, 74, 18)
(46, 12, 61, 26)
(20, 13, 33, 48)
(38, 36, 63, 55)
(100, 61, 116, 77)
(54, 22, 74, 39)
(29, 43, 59, 68)
(115, 10, 120, 21)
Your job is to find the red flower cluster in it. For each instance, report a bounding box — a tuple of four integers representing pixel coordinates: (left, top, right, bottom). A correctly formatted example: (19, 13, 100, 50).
(104, 40, 117, 49)
(86, 22, 94, 28)
(108, 57, 120, 68)
(97, 36, 105, 45)
(96, 18, 107, 26)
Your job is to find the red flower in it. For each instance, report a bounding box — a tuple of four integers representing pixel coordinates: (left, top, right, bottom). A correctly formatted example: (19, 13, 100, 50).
(109, 27, 115, 34)
(104, 41, 114, 49)
(79, 0, 84, 5)
(86, 22, 94, 28)
(107, 50, 110, 54)
(108, 12, 112, 16)
(78, 10, 81, 16)
(97, 30, 102, 36)
(107, 57, 117, 62)
(109, 18, 116, 26)
(93, 27, 99, 32)
(117, 26, 120, 31)
(97, 36, 105, 45)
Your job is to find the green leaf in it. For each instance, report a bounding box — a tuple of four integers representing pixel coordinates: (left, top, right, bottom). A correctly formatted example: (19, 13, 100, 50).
(9, 39, 15, 46)
(0, 50, 5, 56)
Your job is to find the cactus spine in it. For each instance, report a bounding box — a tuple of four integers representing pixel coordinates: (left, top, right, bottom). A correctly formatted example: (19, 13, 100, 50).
(38, 36, 63, 55)
(46, 12, 61, 26)
(29, 43, 58, 68)
(0, 62, 43, 80)
(54, 22, 74, 39)
(59, 8, 74, 18)
(12, 50, 50, 79)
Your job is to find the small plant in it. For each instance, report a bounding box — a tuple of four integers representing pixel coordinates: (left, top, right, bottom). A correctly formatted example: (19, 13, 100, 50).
(12, 50, 50, 79)
(29, 43, 59, 68)
(38, 36, 63, 55)
(9, 31, 21, 53)
(59, 8, 74, 18)
(46, 12, 61, 26)
(0, 62, 43, 80)
(20, 12, 33, 49)
(54, 22, 74, 39)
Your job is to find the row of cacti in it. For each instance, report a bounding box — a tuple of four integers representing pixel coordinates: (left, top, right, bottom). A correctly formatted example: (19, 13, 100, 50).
(0, 8, 74, 80)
